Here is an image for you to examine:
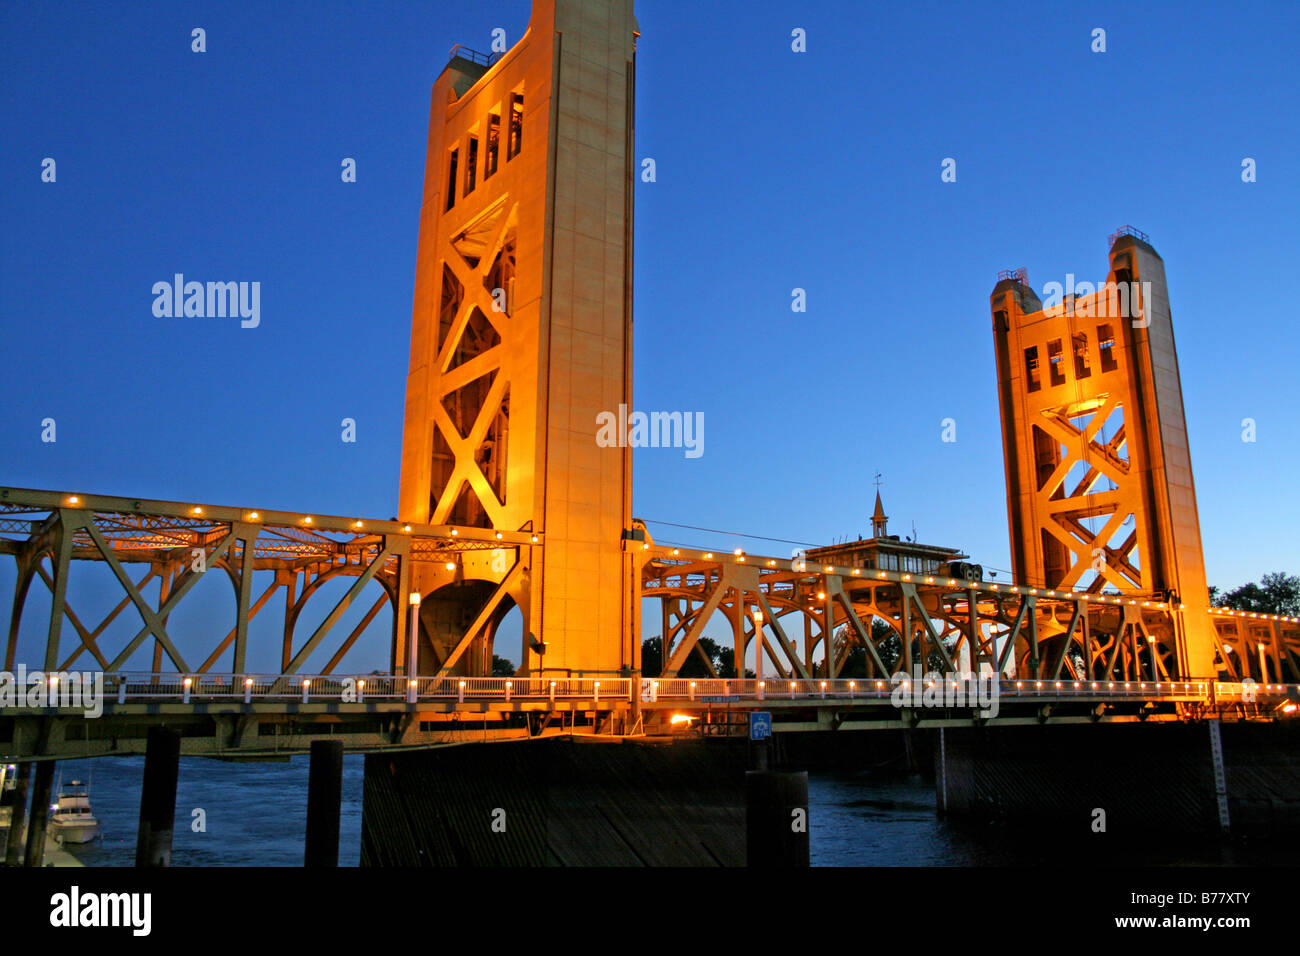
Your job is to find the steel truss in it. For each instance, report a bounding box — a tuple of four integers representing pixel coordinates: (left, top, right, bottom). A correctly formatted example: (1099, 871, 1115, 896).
(2, 488, 1295, 691)
(637, 540, 1300, 685)
(0, 487, 531, 679)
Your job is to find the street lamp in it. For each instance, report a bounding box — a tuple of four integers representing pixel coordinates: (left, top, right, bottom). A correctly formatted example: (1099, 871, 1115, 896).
(408, 592, 421, 682)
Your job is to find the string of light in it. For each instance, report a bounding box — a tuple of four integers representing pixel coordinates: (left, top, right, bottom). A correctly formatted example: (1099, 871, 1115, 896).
(641, 518, 820, 548)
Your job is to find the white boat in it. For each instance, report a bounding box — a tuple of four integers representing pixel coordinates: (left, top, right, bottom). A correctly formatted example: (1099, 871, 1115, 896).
(49, 779, 99, 845)
(0, 764, 15, 836)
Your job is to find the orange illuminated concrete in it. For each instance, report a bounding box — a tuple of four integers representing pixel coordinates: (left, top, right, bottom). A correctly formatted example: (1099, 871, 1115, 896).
(398, 0, 640, 677)
(991, 231, 1215, 677)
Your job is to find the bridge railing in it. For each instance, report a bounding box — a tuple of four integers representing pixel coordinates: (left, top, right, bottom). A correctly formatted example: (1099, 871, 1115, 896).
(96, 673, 634, 705)
(31, 673, 1296, 708)
(1209, 681, 1295, 704)
(641, 676, 1221, 701)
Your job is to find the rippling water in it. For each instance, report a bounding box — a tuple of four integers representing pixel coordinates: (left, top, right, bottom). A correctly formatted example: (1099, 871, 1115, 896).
(41, 756, 365, 867)
(807, 770, 1282, 866)
(33, 756, 1268, 867)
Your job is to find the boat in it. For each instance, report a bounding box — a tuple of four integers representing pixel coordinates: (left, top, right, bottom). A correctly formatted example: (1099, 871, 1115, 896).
(0, 764, 15, 837)
(49, 779, 100, 845)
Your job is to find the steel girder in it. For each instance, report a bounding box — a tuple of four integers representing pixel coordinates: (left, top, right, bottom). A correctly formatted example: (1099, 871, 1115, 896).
(636, 540, 1272, 685)
(0, 487, 529, 678)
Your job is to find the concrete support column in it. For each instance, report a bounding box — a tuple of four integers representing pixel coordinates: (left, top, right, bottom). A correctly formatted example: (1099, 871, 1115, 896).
(135, 726, 181, 866)
(23, 761, 55, 867)
(3, 761, 33, 866)
(745, 770, 809, 867)
(935, 727, 948, 816)
(305, 739, 344, 867)
(1208, 718, 1231, 832)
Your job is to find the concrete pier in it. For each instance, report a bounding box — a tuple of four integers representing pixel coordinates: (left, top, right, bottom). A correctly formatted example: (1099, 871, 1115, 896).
(135, 727, 181, 867)
(745, 771, 810, 867)
(304, 740, 344, 867)
(23, 761, 54, 867)
(3, 761, 32, 866)
(362, 737, 747, 866)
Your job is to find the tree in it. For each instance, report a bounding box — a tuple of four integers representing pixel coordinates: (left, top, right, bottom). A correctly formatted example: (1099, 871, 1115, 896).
(491, 654, 516, 676)
(1255, 572, 1298, 614)
(640, 636, 754, 678)
(834, 619, 903, 677)
(1209, 572, 1299, 616)
(641, 636, 664, 676)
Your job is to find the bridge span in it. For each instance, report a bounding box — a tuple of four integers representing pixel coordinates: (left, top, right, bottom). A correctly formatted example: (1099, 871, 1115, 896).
(2, 485, 1296, 766)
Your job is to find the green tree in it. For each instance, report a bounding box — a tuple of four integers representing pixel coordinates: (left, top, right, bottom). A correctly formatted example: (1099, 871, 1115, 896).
(491, 654, 516, 676)
(833, 619, 903, 677)
(641, 636, 664, 676)
(640, 636, 753, 678)
(1210, 571, 1299, 615)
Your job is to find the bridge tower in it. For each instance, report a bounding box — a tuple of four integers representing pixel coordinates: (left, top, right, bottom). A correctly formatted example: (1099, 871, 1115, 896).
(990, 229, 1216, 678)
(398, 0, 640, 677)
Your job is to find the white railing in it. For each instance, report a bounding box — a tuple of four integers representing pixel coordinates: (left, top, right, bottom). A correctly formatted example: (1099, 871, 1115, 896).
(98, 673, 633, 705)
(644, 677, 1225, 701)
(1210, 681, 1296, 704)
(78, 674, 1297, 707)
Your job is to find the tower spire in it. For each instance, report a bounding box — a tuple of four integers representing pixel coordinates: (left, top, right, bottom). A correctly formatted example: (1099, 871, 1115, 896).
(872, 488, 888, 538)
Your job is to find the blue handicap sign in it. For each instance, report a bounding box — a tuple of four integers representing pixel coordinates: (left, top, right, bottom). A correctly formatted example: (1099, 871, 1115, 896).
(750, 711, 772, 740)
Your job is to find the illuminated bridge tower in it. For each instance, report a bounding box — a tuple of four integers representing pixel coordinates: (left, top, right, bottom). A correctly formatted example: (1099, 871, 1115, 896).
(398, 0, 640, 677)
(990, 228, 1216, 678)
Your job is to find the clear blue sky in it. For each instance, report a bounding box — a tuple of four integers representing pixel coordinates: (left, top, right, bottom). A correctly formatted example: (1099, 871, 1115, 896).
(2, 0, 1296, 669)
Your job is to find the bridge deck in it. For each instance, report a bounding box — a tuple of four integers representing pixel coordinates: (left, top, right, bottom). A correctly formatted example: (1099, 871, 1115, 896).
(2, 674, 1292, 760)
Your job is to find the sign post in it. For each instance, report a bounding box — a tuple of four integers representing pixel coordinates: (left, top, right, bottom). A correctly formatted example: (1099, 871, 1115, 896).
(750, 711, 772, 771)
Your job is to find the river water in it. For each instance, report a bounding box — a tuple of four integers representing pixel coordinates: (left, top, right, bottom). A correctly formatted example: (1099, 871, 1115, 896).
(29, 755, 1268, 867)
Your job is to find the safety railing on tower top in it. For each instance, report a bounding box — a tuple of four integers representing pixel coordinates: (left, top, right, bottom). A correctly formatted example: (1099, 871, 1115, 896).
(447, 45, 501, 68)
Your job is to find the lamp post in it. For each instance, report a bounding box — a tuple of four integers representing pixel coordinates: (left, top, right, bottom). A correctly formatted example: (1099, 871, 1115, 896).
(408, 592, 421, 683)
